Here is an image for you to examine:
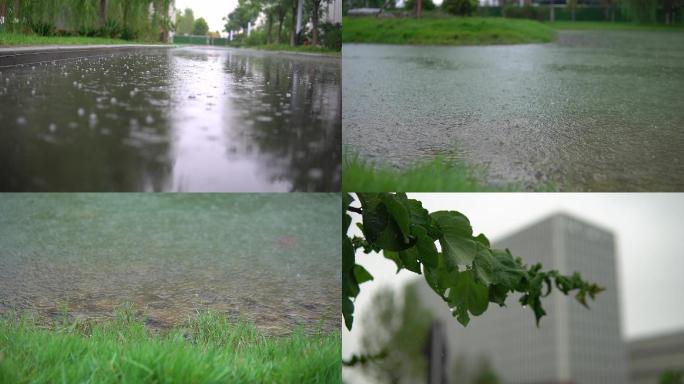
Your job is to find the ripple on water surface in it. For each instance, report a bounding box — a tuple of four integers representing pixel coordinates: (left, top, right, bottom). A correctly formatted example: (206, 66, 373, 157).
(0, 47, 341, 192)
(0, 194, 341, 335)
(343, 30, 684, 191)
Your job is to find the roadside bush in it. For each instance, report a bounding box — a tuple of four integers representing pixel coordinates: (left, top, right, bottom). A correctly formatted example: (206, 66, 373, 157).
(121, 26, 139, 41)
(30, 22, 55, 36)
(443, 0, 478, 16)
(245, 29, 268, 46)
(98, 19, 123, 39)
(320, 22, 341, 51)
(404, 0, 436, 12)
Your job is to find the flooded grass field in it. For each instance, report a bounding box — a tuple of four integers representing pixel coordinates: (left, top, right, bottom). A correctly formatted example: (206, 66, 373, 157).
(0, 47, 341, 192)
(0, 193, 341, 335)
(343, 30, 684, 191)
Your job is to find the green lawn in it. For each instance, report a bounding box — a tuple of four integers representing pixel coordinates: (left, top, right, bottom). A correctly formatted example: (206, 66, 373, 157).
(0, 33, 151, 47)
(343, 16, 556, 45)
(0, 308, 340, 383)
(342, 156, 542, 192)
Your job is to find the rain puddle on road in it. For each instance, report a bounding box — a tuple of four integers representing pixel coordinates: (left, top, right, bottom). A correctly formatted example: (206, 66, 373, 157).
(0, 47, 341, 191)
(0, 194, 341, 335)
(343, 30, 684, 191)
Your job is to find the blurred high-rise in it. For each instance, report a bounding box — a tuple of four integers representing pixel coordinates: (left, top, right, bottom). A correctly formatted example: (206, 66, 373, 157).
(417, 213, 629, 383)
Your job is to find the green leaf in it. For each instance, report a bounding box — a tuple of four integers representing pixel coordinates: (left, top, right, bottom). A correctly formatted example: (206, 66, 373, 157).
(474, 233, 490, 247)
(383, 250, 403, 273)
(380, 194, 410, 240)
(412, 225, 438, 268)
(343, 296, 354, 330)
(397, 248, 422, 274)
(447, 270, 489, 319)
(353, 265, 374, 284)
(359, 194, 413, 252)
(473, 247, 526, 289)
(430, 211, 477, 269)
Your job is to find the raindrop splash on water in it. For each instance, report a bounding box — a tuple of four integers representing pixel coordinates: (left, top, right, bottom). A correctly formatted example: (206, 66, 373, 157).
(48, 123, 57, 133)
(77, 108, 85, 117)
(16, 116, 27, 125)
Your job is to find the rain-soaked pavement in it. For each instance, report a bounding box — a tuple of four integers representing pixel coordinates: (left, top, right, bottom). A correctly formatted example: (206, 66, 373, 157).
(0, 194, 341, 335)
(0, 47, 341, 192)
(343, 30, 684, 191)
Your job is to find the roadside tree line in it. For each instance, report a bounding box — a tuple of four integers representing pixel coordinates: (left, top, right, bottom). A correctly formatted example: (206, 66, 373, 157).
(0, 0, 173, 41)
(344, 0, 683, 24)
(224, 0, 341, 49)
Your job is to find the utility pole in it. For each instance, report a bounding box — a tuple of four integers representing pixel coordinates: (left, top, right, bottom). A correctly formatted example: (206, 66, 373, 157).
(423, 321, 448, 384)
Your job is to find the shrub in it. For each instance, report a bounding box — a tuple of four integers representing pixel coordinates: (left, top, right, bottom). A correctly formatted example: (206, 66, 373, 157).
(443, 0, 478, 16)
(320, 22, 341, 51)
(30, 22, 55, 36)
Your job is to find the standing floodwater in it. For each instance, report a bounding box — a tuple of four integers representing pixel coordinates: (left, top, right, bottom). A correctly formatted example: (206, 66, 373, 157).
(0, 47, 341, 192)
(0, 194, 341, 335)
(343, 30, 684, 191)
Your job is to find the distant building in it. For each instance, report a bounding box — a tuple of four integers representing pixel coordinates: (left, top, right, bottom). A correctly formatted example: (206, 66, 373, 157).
(628, 330, 684, 384)
(417, 213, 629, 383)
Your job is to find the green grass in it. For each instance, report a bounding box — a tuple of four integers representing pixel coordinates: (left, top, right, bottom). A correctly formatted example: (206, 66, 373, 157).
(343, 16, 556, 45)
(0, 32, 151, 47)
(234, 43, 340, 56)
(342, 156, 530, 192)
(0, 307, 340, 383)
(547, 21, 684, 31)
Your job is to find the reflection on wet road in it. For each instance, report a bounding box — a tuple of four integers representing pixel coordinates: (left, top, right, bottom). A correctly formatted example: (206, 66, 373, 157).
(0, 47, 341, 191)
(0, 194, 341, 335)
(343, 30, 684, 191)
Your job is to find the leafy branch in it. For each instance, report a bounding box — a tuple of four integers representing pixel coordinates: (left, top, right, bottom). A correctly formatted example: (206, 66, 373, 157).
(342, 193, 604, 331)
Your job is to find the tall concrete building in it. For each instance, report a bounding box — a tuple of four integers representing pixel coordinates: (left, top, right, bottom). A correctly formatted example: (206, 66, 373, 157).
(417, 213, 629, 384)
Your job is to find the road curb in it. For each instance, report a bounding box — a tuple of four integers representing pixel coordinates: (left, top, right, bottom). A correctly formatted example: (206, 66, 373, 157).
(0, 44, 171, 68)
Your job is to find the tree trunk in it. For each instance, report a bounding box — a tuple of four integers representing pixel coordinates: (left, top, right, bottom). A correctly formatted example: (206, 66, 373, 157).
(312, 0, 320, 46)
(99, 0, 107, 26)
(266, 13, 274, 44)
(277, 14, 285, 44)
(290, 0, 297, 46)
(416, 0, 423, 17)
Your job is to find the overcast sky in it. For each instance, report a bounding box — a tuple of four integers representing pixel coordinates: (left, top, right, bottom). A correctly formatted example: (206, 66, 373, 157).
(174, 0, 237, 34)
(343, 193, 684, 365)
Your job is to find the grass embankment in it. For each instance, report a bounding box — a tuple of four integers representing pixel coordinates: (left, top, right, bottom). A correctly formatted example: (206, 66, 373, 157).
(343, 16, 556, 45)
(342, 156, 530, 192)
(0, 308, 340, 383)
(548, 21, 684, 31)
(0, 33, 150, 47)
(226, 43, 340, 56)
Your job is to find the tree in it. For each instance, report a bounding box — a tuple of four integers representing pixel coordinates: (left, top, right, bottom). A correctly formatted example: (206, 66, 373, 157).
(309, 0, 326, 46)
(567, 0, 577, 22)
(342, 193, 603, 332)
(224, 0, 260, 37)
(175, 8, 194, 35)
(99, 0, 107, 26)
(355, 284, 433, 384)
(622, 0, 657, 23)
(442, 0, 478, 16)
(274, 0, 288, 43)
(193, 17, 209, 35)
(405, 0, 435, 12)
